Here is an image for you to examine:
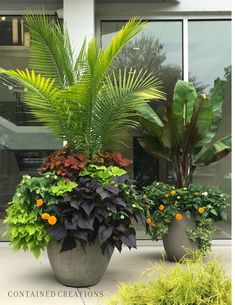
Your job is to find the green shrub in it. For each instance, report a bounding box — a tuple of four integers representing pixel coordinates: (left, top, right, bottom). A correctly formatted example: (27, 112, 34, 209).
(106, 256, 231, 305)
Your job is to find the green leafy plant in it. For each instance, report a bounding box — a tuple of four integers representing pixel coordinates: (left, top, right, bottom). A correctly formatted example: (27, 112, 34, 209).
(106, 254, 231, 305)
(143, 182, 229, 253)
(3, 166, 145, 257)
(0, 14, 165, 155)
(138, 79, 231, 187)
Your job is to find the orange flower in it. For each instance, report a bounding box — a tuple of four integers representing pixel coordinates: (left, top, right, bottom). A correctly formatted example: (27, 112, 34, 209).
(164, 193, 169, 198)
(175, 213, 183, 221)
(151, 223, 157, 229)
(146, 217, 152, 225)
(48, 215, 57, 225)
(41, 213, 50, 220)
(170, 190, 176, 196)
(194, 192, 200, 196)
(36, 198, 43, 207)
(159, 204, 165, 211)
(198, 207, 205, 214)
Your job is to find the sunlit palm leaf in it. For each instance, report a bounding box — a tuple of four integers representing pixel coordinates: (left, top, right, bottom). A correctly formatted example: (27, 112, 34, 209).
(25, 13, 75, 87)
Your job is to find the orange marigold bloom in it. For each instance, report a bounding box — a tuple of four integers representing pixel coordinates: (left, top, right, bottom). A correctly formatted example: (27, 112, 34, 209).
(175, 213, 183, 221)
(41, 213, 50, 220)
(151, 223, 157, 229)
(198, 207, 205, 214)
(146, 217, 152, 225)
(170, 190, 176, 196)
(36, 198, 43, 207)
(48, 215, 57, 225)
(164, 193, 169, 198)
(159, 204, 165, 211)
(194, 192, 200, 196)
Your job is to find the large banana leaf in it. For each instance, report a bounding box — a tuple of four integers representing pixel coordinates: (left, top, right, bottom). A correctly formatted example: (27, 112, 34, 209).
(138, 135, 171, 162)
(136, 104, 164, 137)
(187, 94, 213, 148)
(195, 136, 231, 166)
(172, 80, 197, 123)
(197, 78, 226, 146)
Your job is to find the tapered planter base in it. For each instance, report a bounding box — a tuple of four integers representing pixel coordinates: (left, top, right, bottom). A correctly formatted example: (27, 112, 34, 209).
(47, 239, 113, 287)
(162, 213, 200, 261)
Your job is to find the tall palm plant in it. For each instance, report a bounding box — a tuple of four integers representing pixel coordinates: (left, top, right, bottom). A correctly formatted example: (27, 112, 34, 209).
(0, 14, 165, 154)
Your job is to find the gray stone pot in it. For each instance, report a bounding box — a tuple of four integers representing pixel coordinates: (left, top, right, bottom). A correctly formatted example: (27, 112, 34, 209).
(47, 239, 113, 287)
(162, 213, 200, 261)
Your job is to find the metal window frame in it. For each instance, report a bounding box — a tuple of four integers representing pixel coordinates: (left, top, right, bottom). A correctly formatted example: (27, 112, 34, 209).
(96, 14, 231, 82)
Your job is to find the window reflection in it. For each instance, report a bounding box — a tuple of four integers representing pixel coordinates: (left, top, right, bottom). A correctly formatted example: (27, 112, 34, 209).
(189, 20, 231, 238)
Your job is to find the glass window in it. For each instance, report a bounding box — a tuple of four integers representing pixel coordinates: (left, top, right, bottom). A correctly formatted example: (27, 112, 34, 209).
(101, 20, 183, 238)
(188, 20, 231, 238)
(0, 16, 62, 239)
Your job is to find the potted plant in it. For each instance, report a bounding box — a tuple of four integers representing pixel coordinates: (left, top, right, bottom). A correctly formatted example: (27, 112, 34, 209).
(138, 80, 231, 260)
(1, 14, 165, 286)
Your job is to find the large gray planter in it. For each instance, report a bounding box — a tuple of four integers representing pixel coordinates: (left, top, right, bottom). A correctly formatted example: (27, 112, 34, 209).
(47, 239, 113, 287)
(162, 213, 200, 261)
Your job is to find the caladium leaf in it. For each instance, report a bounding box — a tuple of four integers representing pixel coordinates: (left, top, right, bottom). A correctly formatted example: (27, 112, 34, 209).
(195, 136, 231, 166)
(98, 225, 114, 244)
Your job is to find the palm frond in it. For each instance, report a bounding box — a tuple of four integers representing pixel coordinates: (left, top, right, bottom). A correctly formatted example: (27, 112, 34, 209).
(0, 68, 69, 137)
(25, 12, 75, 87)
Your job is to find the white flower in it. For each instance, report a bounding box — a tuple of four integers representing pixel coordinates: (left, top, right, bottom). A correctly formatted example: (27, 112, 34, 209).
(46, 174, 50, 178)
(17, 193, 21, 197)
(183, 187, 187, 190)
(108, 213, 112, 217)
(120, 215, 125, 219)
(132, 204, 136, 208)
(54, 175, 57, 179)
(23, 175, 31, 179)
(36, 190, 40, 194)
(202, 192, 208, 196)
(177, 196, 181, 199)
(156, 182, 160, 185)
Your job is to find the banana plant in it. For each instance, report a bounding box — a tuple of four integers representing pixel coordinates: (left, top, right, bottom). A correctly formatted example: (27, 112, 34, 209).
(0, 14, 165, 155)
(138, 79, 231, 187)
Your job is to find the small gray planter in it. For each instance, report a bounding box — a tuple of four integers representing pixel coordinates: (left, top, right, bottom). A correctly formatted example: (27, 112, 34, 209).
(47, 239, 113, 287)
(162, 212, 200, 261)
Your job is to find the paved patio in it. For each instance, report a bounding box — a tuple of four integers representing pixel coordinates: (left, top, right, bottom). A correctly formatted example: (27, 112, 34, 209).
(0, 242, 231, 305)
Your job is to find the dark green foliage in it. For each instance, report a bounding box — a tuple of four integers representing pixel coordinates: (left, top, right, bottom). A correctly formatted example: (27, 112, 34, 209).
(143, 182, 229, 253)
